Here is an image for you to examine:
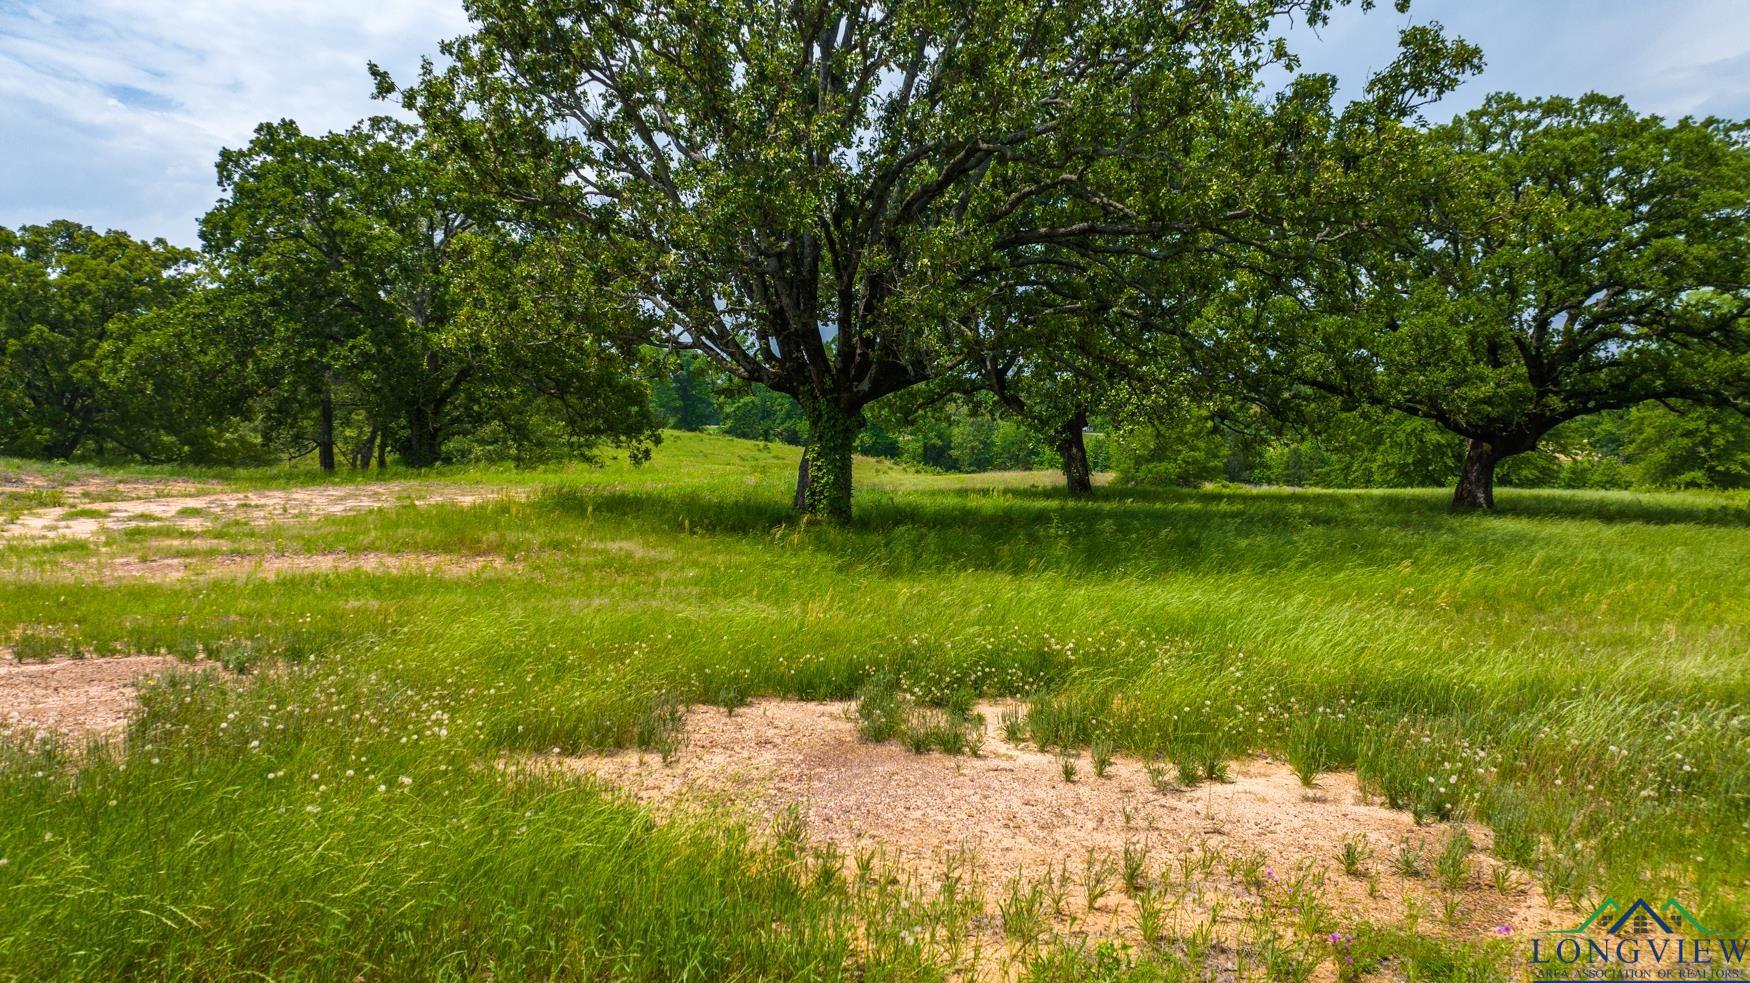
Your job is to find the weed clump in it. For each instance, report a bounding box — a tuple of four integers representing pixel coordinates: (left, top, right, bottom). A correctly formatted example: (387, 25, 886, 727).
(1083, 848, 1117, 910)
(999, 874, 1048, 947)
(1434, 826, 1474, 889)
(854, 675, 904, 743)
(1393, 838, 1426, 878)
(715, 682, 749, 716)
(636, 692, 687, 763)
(1339, 834, 1372, 877)
(1058, 753, 1079, 783)
(1286, 710, 1358, 787)
(1481, 783, 1536, 866)
(1089, 736, 1114, 778)
(9, 625, 82, 662)
(1358, 722, 1478, 823)
(1171, 738, 1229, 787)
(853, 675, 982, 756)
(1120, 840, 1150, 893)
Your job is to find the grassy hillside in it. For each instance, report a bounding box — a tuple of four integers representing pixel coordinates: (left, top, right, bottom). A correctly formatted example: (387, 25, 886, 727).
(1, 431, 1746, 979)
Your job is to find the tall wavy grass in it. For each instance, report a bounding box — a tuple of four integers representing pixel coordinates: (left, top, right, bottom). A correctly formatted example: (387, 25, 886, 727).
(1, 431, 1745, 976)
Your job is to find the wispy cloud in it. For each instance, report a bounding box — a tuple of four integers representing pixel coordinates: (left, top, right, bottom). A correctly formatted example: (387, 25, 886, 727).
(1280, 0, 1750, 121)
(0, 0, 468, 244)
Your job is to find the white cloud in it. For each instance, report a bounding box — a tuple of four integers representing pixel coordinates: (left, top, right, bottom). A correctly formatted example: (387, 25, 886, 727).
(1279, 0, 1750, 121)
(0, 0, 469, 244)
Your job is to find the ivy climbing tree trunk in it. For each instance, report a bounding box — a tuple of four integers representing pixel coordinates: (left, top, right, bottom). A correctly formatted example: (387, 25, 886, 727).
(796, 397, 864, 523)
(1054, 410, 1093, 497)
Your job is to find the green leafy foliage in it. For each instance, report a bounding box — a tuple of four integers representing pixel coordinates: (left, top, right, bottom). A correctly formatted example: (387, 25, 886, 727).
(0, 222, 196, 459)
(1218, 92, 1750, 507)
(384, 0, 1475, 517)
(1114, 403, 1750, 493)
(193, 119, 658, 470)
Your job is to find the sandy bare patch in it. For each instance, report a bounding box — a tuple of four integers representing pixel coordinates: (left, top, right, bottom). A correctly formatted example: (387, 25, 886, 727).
(0, 655, 193, 740)
(63, 478, 225, 503)
(0, 470, 221, 500)
(0, 482, 514, 541)
(562, 700, 1568, 959)
(0, 470, 53, 491)
(46, 549, 506, 580)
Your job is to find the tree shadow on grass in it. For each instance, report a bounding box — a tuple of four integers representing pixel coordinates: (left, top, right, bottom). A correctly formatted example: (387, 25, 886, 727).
(990, 482, 1750, 528)
(543, 479, 1749, 583)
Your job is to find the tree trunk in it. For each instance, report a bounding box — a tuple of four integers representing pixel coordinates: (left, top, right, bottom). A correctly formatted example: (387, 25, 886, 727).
(43, 434, 82, 461)
(796, 398, 863, 522)
(403, 403, 442, 468)
(43, 406, 90, 460)
(376, 433, 388, 470)
(1054, 411, 1093, 497)
(353, 426, 379, 470)
(317, 385, 336, 473)
(1453, 438, 1499, 510)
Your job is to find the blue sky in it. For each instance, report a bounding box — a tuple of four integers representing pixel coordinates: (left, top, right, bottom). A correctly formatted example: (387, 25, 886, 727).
(3, 0, 1749, 247)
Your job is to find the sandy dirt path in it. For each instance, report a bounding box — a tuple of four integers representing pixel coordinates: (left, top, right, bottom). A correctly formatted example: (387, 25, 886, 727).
(1, 482, 514, 541)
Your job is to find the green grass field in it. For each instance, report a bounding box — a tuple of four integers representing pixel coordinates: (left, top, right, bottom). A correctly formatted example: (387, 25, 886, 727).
(1, 431, 1746, 980)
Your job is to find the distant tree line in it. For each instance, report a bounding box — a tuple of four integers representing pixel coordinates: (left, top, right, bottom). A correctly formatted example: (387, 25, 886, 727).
(4, 1, 1746, 517)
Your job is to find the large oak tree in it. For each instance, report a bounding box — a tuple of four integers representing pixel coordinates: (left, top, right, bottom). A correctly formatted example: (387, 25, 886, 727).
(1239, 93, 1750, 508)
(386, 0, 1460, 520)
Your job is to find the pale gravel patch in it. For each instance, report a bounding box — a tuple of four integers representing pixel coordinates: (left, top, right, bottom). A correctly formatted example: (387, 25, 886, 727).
(559, 699, 1570, 956)
(0, 655, 195, 740)
(63, 478, 225, 504)
(0, 483, 518, 541)
(42, 549, 507, 581)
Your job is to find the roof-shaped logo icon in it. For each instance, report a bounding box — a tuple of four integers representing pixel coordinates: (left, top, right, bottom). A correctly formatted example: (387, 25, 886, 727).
(1549, 897, 1722, 937)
